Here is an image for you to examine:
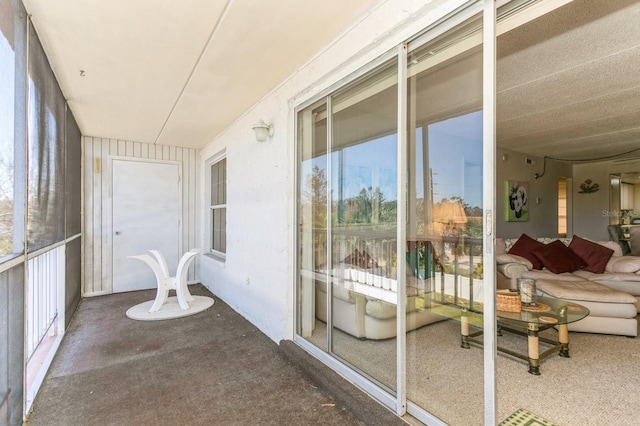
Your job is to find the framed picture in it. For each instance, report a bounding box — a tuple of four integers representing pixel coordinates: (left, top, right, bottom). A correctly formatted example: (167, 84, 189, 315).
(506, 180, 529, 222)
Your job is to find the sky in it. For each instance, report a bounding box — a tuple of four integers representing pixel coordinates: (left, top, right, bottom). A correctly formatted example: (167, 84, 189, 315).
(427, 111, 483, 207)
(317, 110, 484, 209)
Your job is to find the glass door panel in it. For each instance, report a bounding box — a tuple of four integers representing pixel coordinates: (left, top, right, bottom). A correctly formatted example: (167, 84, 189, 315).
(406, 15, 485, 425)
(297, 100, 328, 351)
(330, 59, 398, 390)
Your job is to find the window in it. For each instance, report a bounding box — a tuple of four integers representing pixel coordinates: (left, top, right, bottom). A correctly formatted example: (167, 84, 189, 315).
(209, 157, 226, 256)
(558, 177, 567, 237)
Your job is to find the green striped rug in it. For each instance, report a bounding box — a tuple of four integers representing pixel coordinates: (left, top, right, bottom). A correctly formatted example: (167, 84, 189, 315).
(499, 408, 559, 426)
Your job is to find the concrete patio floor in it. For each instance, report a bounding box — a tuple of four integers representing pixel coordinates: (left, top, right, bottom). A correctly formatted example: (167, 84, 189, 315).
(24, 284, 405, 426)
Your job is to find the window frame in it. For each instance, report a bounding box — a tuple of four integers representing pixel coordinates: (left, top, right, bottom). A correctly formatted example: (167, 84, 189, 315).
(205, 151, 227, 260)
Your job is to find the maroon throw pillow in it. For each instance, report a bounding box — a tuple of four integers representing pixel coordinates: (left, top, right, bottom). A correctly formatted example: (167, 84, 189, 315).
(569, 235, 614, 274)
(508, 234, 545, 270)
(532, 240, 586, 274)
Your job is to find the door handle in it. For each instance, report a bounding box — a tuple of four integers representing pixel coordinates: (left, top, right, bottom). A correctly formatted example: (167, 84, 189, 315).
(115, 231, 121, 235)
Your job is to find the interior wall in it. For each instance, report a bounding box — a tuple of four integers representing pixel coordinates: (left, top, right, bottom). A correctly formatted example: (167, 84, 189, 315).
(197, 0, 469, 343)
(496, 147, 572, 239)
(82, 137, 199, 295)
(572, 159, 640, 241)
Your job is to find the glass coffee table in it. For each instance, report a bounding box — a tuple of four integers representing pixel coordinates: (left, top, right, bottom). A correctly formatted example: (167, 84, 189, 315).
(460, 296, 590, 375)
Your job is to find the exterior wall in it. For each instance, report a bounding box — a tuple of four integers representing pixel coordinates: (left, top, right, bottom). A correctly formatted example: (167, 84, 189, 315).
(496, 147, 573, 239)
(197, 0, 468, 343)
(82, 136, 198, 295)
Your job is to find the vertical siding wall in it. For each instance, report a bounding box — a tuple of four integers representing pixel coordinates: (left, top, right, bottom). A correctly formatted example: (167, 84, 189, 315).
(83, 136, 199, 296)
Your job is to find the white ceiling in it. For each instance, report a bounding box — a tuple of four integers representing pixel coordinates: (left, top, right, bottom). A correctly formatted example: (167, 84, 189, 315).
(22, 0, 379, 149)
(22, 0, 640, 160)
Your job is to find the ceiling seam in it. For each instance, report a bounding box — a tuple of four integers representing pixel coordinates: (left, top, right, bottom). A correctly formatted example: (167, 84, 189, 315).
(498, 43, 640, 93)
(498, 83, 640, 123)
(153, 0, 234, 145)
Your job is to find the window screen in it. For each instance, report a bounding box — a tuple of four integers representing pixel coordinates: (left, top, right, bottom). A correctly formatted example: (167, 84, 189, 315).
(210, 158, 226, 254)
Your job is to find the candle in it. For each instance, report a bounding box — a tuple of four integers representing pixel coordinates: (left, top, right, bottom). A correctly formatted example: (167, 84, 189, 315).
(517, 278, 537, 306)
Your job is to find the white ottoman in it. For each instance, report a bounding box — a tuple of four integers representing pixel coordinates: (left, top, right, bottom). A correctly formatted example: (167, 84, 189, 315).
(535, 279, 638, 337)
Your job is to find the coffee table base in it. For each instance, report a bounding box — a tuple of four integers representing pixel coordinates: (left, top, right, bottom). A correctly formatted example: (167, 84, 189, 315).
(461, 319, 571, 375)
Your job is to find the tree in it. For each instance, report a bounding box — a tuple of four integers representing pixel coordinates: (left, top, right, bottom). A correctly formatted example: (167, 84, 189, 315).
(301, 165, 328, 227)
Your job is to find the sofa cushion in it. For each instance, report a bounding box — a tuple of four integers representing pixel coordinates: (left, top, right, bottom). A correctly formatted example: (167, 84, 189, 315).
(332, 284, 355, 303)
(508, 233, 545, 270)
(606, 256, 640, 273)
(573, 269, 640, 282)
(569, 235, 614, 274)
(593, 240, 623, 257)
(365, 295, 423, 320)
(522, 270, 585, 281)
(536, 279, 637, 304)
(496, 253, 533, 269)
(365, 300, 396, 320)
(532, 240, 586, 274)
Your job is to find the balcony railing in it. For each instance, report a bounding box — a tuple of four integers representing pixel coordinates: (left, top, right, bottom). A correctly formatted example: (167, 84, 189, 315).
(25, 244, 66, 414)
(300, 227, 484, 308)
(26, 246, 64, 360)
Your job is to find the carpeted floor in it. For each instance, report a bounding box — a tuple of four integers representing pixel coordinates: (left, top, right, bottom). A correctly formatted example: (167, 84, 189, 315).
(309, 314, 640, 425)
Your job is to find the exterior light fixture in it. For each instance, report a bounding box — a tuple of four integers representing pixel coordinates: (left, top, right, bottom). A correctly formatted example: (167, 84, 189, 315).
(252, 119, 273, 142)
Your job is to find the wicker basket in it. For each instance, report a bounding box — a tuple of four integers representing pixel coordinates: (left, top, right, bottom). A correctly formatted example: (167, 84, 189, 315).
(497, 290, 521, 312)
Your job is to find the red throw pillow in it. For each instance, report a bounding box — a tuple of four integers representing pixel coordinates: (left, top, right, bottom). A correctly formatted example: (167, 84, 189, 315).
(508, 234, 545, 270)
(569, 235, 614, 274)
(532, 240, 586, 274)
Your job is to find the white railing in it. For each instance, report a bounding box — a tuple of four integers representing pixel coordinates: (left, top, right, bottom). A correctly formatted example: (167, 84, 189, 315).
(26, 245, 64, 360)
(302, 227, 485, 306)
(24, 243, 66, 415)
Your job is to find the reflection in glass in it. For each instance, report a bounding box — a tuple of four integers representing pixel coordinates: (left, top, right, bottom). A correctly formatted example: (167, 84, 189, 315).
(329, 59, 398, 390)
(297, 100, 328, 350)
(405, 17, 484, 425)
(296, 60, 402, 389)
(296, 11, 488, 421)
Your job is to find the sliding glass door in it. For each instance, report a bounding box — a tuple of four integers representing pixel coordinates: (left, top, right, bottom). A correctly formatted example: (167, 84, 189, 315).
(297, 99, 328, 351)
(296, 59, 400, 388)
(405, 13, 485, 424)
(329, 59, 399, 389)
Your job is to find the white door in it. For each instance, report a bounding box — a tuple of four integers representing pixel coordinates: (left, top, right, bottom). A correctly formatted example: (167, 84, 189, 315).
(112, 159, 180, 293)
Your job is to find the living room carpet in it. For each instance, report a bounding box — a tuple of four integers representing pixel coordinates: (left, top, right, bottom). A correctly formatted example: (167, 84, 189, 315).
(499, 408, 558, 426)
(308, 313, 640, 425)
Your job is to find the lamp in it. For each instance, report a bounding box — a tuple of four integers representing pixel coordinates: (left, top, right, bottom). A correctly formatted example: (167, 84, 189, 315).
(432, 199, 467, 235)
(252, 119, 274, 142)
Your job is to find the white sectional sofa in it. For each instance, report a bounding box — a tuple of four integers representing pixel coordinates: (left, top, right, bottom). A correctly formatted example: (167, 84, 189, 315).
(314, 279, 445, 340)
(496, 235, 639, 337)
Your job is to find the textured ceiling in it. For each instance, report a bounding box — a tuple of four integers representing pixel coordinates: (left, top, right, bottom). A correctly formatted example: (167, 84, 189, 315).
(21, 0, 640, 160)
(496, 0, 640, 162)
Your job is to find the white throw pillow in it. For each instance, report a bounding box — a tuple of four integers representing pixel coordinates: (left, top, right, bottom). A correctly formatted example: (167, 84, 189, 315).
(606, 256, 640, 273)
(495, 253, 533, 269)
(592, 240, 623, 257)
